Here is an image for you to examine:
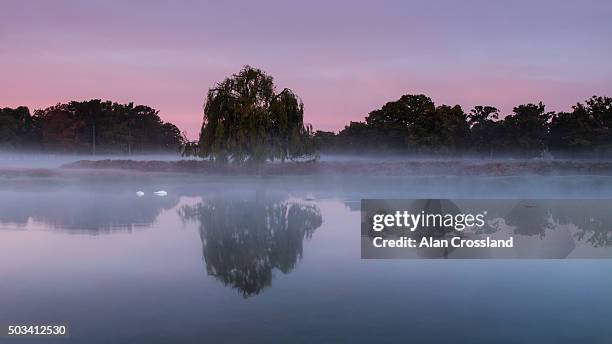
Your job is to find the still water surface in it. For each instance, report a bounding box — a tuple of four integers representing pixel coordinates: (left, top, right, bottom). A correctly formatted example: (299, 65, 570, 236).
(1, 174, 612, 343)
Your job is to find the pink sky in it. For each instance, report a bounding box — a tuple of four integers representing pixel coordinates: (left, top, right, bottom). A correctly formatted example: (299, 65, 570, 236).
(2, 1, 611, 139)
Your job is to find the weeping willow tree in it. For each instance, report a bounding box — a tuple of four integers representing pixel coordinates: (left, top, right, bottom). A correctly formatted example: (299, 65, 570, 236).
(197, 66, 316, 164)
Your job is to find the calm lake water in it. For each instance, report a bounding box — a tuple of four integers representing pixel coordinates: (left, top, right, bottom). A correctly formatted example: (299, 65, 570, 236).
(1, 172, 612, 343)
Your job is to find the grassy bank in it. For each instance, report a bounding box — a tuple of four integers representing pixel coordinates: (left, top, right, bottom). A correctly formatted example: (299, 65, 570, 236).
(62, 159, 612, 176)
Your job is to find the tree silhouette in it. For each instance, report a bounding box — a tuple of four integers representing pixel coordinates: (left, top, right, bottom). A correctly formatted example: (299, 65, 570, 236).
(413, 104, 470, 151)
(4, 93, 612, 157)
(29, 100, 183, 153)
(468, 106, 501, 156)
(496, 103, 552, 157)
(549, 96, 612, 156)
(196, 66, 316, 164)
(0, 106, 39, 149)
(326, 94, 471, 153)
(366, 94, 436, 149)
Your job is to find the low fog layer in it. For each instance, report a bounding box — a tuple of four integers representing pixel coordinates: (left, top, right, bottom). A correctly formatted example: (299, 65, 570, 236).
(0, 152, 194, 169)
(1, 153, 612, 191)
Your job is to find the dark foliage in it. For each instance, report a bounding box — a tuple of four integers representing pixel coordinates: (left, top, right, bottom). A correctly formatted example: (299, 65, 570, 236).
(0, 106, 41, 149)
(3, 88, 611, 158)
(195, 66, 316, 164)
(548, 96, 612, 156)
(317, 94, 611, 158)
(317, 95, 472, 154)
(1, 100, 183, 154)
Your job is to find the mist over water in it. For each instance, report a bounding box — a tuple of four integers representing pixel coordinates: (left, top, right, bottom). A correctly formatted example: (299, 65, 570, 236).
(1, 154, 612, 343)
(0, 152, 193, 169)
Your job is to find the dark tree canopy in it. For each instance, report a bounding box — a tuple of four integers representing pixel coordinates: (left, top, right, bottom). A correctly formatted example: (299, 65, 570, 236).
(0, 106, 39, 149)
(4, 90, 612, 158)
(412, 104, 470, 151)
(320, 94, 471, 153)
(549, 96, 612, 156)
(0, 100, 183, 153)
(366, 94, 436, 149)
(480, 102, 553, 158)
(316, 94, 612, 158)
(332, 121, 382, 151)
(467, 106, 501, 155)
(197, 66, 316, 164)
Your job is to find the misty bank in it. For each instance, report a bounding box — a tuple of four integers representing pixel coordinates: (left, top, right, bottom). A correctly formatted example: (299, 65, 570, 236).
(61, 159, 612, 177)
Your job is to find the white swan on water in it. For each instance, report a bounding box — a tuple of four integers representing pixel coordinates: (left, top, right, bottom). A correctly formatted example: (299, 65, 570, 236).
(154, 190, 168, 197)
(136, 191, 145, 197)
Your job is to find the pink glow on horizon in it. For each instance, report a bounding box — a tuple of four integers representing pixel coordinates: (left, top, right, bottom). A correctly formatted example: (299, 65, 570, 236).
(1, 1, 611, 140)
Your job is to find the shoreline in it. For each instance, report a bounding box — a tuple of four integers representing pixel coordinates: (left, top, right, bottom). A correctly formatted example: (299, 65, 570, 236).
(59, 158, 612, 177)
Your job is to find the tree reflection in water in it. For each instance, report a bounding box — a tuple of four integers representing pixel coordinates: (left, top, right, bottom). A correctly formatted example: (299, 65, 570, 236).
(505, 200, 555, 238)
(502, 200, 612, 247)
(550, 201, 612, 247)
(179, 197, 322, 297)
(0, 190, 179, 233)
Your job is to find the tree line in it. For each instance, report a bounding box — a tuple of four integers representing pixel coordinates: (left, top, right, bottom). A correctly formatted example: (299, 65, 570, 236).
(2, 66, 611, 159)
(0, 100, 184, 154)
(315, 94, 612, 158)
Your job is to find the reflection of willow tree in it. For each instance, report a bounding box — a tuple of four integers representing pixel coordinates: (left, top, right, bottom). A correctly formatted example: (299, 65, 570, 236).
(179, 199, 322, 297)
(409, 199, 462, 258)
